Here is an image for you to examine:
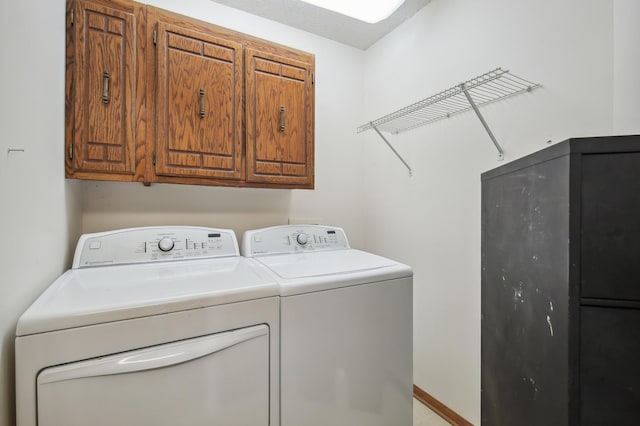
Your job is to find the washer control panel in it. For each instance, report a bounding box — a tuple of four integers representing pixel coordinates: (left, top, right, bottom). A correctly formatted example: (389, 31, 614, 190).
(73, 226, 239, 268)
(241, 225, 350, 257)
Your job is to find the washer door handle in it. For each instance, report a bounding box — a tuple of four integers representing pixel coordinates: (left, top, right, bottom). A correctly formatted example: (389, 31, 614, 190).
(37, 324, 268, 384)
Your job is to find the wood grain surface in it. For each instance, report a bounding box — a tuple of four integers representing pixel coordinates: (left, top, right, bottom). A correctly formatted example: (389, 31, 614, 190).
(67, 0, 315, 189)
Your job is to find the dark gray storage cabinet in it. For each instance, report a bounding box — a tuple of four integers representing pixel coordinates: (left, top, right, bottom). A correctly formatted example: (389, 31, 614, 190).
(481, 135, 640, 426)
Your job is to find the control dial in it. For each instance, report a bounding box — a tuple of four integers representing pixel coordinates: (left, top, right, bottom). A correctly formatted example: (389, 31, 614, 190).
(296, 233, 308, 245)
(158, 237, 175, 252)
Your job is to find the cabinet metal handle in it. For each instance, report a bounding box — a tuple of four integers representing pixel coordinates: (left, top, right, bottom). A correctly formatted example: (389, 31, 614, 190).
(279, 105, 285, 132)
(102, 71, 110, 104)
(199, 88, 205, 118)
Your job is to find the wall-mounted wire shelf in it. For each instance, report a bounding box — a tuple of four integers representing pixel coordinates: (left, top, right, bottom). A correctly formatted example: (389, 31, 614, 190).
(358, 68, 541, 173)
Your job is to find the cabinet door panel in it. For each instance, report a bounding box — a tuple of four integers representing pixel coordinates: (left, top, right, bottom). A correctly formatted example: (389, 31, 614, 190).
(71, 1, 135, 174)
(156, 23, 242, 179)
(581, 153, 640, 301)
(254, 72, 281, 162)
(580, 306, 640, 425)
(280, 77, 306, 165)
(246, 49, 313, 187)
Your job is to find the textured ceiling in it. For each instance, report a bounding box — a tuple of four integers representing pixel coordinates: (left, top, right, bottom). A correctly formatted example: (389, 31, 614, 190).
(210, 0, 432, 50)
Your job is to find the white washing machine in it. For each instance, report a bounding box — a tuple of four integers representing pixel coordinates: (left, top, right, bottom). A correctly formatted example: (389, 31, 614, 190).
(15, 226, 280, 426)
(241, 225, 413, 426)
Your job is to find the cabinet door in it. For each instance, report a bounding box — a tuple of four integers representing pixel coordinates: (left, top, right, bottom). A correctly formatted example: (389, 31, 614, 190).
(155, 23, 243, 180)
(246, 49, 314, 187)
(580, 306, 640, 425)
(581, 152, 640, 301)
(67, 0, 136, 176)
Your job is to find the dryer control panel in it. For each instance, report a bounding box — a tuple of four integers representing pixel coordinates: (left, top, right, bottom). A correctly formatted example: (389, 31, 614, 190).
(73, 227, 239, 268)
(241, 225, 350, 257)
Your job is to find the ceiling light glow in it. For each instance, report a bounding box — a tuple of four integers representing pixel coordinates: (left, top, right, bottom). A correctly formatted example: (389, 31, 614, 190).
(299, 0, 406, 24)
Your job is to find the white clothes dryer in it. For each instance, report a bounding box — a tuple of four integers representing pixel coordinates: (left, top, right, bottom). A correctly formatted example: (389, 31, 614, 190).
(16, 226, 279, 426)
(242, 225, 413, 426)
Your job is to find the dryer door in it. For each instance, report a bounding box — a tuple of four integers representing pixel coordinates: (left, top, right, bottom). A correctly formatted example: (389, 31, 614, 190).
(37, 324, 269, 426)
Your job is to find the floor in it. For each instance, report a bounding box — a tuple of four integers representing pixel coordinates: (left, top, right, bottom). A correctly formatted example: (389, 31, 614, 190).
(414, 398, 451, 426)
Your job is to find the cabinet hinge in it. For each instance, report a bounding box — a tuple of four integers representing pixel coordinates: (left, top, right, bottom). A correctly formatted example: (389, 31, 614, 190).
(68, 143, 73, 160)
(70, 8, 74, 26)
(311, 72, 315, 84)
(152, 151, 157, 166)
(153, 30, 157, 46)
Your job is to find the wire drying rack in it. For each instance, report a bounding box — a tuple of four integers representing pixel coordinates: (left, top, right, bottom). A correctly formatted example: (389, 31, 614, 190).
(357, 68, 541, 173)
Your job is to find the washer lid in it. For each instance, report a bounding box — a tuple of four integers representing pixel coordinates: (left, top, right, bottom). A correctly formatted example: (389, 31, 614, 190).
(16, 257, 278, 336)
(255, 249, 412, 296)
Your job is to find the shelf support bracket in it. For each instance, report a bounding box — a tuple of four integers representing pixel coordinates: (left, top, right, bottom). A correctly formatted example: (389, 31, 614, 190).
(371, 123, 412, 176)
(461, 83, 504, 161)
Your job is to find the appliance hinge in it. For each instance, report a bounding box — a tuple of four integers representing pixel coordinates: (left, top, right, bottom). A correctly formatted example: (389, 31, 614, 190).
(152, 151, 157, 166)
(68, 143, 73, 160)
(153, 29, 157, 46)
(70, 8, 74, 26)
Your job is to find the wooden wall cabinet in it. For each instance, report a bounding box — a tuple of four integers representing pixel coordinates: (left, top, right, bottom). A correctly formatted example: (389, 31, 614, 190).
(65, 0, 315, 189)
(481, 135, 640, 425)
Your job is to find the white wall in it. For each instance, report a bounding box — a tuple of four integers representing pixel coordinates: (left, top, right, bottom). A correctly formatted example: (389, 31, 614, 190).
(362, 0, 618, 423)
(0, 1, 82, 425)
(614, 0, 640, 134)
(81, 0, 368, 248)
